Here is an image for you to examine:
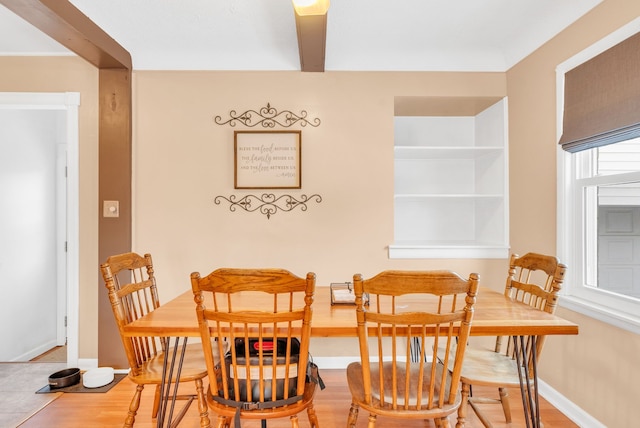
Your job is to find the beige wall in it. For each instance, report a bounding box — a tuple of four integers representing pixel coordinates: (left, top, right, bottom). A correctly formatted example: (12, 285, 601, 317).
(507, 0, 640, 426)
(132, 70, 508, 302)
(0, 56, 99, 360)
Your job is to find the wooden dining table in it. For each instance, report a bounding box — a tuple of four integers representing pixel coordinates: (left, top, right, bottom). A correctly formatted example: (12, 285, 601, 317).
(123, 285, 578, 338)
(123, 286, 578, 428)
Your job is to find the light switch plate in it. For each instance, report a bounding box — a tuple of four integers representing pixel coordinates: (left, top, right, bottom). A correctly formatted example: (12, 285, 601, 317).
(103, 200, 119, 218)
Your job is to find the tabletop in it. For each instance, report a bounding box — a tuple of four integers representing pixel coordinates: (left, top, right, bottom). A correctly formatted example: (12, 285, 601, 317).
(123, 286, 579, 338)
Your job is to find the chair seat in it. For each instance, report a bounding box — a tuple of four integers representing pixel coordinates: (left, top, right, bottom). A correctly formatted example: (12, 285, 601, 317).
(458, 346, 522, 387)
(346, 361, 461, 418)
(128, 343, 208, 385)
(439, 344, 523, 387)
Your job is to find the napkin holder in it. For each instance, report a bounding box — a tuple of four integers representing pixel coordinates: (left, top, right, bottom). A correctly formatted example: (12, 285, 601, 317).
(330, 282, 369, 306)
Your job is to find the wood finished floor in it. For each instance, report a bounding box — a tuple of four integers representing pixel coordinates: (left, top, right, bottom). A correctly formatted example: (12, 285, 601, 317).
(29, 346, 67, 363)
(19, 369, 577, 428)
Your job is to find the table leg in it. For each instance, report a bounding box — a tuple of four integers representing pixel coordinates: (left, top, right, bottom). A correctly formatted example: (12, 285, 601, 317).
(513, 335, 540, 428)
(157, 337, 190, 428)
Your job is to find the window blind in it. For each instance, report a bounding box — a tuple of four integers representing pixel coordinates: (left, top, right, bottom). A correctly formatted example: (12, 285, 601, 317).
(559, 31, 640, 153)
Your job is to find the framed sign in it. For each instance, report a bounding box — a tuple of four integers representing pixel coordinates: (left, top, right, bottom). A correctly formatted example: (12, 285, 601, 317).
(234, 130, 302, 189)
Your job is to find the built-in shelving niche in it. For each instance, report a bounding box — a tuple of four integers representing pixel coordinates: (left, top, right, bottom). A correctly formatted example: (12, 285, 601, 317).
(390, 96, 509, 259)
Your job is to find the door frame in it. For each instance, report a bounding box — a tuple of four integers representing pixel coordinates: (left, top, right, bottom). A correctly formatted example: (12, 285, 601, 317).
(0, 92, 79, 366)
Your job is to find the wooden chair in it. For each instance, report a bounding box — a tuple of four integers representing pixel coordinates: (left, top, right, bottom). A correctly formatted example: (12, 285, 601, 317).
(346, 270, 479, 428)
(190, 268, 320, 428)
(454, 252, 567, 428)
(100, 252, 210, 428)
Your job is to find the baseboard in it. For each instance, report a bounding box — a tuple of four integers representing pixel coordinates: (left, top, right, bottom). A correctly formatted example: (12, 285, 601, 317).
(530, 379, 605, 428)
(77, 358, 98, 371)
(76, 358, 130, 375)
(11, 340, 59, 362)
(313, 356, 357, 369)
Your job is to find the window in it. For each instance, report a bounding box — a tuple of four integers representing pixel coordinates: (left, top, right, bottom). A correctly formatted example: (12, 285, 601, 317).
(557, 20, 640, 333)
(559, 140, 640, 331)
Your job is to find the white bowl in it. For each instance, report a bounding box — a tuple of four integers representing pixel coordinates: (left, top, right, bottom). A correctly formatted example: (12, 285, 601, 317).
(82, 367, 115, 388)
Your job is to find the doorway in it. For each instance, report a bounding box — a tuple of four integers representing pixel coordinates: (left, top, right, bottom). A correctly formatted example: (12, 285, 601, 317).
(0, 92, 79, 366)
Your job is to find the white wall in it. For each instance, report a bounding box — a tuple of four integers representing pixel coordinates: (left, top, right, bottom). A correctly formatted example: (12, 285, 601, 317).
(0, 109, 59, 361)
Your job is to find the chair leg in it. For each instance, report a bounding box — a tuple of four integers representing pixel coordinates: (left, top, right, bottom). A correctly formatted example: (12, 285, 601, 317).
(468, 400, 493, 428)
(152, 384, 160, 418)
(456, 381, 471, 428)
(215, 415, 228, 428)
(125, 384, 144, 428)
(290, 414, 300, 428)
(498, 387, 511, 423)
(436, 417, 451, 428)
(367, 413, 377, 428)
(346, 402, 359, 427)
(306, 401, 320, 427)
(194, 378, 210, 428)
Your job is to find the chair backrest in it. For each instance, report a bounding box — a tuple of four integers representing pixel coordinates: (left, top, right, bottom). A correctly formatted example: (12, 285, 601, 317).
(499, 252, 567, 358)
(353, 270, 479, 410)
(100, 252, 163, 375)
(191, 268, 315, 406)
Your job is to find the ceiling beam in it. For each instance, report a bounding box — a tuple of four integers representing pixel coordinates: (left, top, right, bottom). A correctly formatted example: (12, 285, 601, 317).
(0, 0, 131, 69)
(294, 12, 327, 72)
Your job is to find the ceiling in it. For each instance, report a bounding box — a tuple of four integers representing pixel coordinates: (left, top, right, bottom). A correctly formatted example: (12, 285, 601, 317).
(0, 0, 602, 72)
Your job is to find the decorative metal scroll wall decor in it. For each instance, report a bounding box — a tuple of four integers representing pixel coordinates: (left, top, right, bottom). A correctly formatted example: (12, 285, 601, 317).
(214, 102, 321, 128)
(214, 103, 322, 217)
(215, 193, 322, 219)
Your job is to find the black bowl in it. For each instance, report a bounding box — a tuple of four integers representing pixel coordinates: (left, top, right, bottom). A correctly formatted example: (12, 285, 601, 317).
(48, 368, 81, 389)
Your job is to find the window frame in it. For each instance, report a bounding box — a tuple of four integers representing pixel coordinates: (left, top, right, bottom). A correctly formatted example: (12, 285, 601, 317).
(556, 18, 640, 334)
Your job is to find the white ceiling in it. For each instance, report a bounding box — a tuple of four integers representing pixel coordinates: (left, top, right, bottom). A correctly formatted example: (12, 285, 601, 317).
(0, 0, 602, 72)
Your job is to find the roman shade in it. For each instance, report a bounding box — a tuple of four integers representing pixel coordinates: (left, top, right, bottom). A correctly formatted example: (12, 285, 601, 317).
(559, 31, 640, 153)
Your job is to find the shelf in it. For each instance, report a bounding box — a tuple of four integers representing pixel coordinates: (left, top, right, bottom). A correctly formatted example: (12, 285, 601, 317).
(388, 243, 510, 259)
(394, 146, 503, 160)
(394, 194, 504, 200)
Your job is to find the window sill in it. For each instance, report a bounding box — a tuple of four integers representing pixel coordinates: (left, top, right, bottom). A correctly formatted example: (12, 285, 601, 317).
(559, 295, 640, 335)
